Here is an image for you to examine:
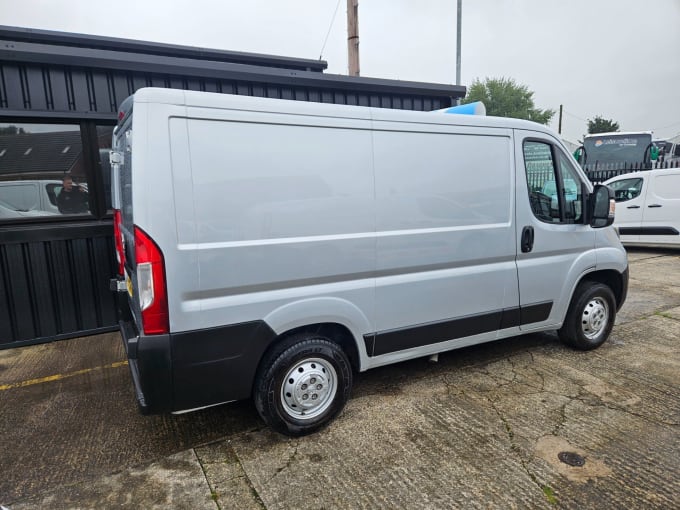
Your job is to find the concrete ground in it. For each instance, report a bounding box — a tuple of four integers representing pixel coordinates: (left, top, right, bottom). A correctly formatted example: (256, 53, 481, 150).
(1, 247, 679, 509)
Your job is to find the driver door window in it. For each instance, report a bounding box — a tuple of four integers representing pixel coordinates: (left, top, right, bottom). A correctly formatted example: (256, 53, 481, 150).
(523, 141, 583, 224)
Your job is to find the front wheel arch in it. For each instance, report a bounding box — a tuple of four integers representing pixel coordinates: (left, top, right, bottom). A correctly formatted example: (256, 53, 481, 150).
(575, 269, 627, 310)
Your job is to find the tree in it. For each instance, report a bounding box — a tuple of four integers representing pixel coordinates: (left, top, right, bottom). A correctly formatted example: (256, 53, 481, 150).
(462, 77, 554, 125)
(587, 116, 620, 134)
(0, 125, 26, 135)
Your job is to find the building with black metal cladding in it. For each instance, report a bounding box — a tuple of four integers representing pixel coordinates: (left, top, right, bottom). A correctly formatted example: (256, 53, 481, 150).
(0, 25, 466, 349)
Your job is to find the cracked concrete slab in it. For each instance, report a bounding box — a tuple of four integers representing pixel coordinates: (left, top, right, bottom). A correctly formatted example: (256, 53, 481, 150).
(195, 441, 265, 510)
(1, 247, 679, 509)
(224, 329, 678, 509)
(9, 450, 216, 510)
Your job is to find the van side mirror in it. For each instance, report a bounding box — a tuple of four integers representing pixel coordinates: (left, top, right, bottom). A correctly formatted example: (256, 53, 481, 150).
(590, 184, 615, 228)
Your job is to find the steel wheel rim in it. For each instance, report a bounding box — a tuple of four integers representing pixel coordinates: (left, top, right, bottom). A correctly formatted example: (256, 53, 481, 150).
(280, 357, 337, 420)
(581, 297, 609, 340)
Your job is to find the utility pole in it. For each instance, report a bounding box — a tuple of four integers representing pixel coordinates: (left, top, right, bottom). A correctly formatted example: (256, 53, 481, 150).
(456, 0, 462, 86)
(347, 0, 360, 76)
(558, 104, 563, 134)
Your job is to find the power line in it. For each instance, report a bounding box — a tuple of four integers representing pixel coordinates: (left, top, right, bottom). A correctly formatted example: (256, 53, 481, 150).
(562, 110, 589, 123)
(562, 108, 680, 140)
(319, 0, 342, 60)
(650, 120, 680, 132)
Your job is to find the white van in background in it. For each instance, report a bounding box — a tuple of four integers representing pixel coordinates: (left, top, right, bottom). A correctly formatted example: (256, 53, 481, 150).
(605, 168, 680, 247)
(0, 197, 52, 218)
(0, 179, 61, 217)
(110, 88, 629, 436)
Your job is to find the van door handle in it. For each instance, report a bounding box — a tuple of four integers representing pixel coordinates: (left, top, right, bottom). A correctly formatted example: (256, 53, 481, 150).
(647, 204, 662, 208)
(521, 226, 534, 253)
(627, 205, 640, 209)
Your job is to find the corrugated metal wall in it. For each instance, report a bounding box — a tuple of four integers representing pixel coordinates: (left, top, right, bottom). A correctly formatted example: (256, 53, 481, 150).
(0, 224, 117, 348)
(0, 27, 463, 349)
(0, 63, 448, 116)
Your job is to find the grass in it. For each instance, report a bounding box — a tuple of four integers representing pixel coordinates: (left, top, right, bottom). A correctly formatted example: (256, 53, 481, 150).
(542, 485, 558, 504)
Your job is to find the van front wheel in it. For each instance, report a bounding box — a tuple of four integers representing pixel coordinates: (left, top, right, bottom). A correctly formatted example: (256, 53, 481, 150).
(254, 334, 352, 436)
(558, 281, 616, 350)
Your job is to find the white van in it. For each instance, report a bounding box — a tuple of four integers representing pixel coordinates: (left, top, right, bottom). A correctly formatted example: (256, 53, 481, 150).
(0, 179, 62, 217)
(604, 168, 680, 247)
(110, 88, 629, 436)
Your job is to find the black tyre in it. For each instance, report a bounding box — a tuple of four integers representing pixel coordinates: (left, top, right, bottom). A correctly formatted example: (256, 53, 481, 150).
(254, 333, 353, 436)
(558, 281, 616, 350)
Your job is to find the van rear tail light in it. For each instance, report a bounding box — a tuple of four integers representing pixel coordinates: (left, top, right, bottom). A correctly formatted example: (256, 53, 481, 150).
(134, 226, 169, 335)
(113, 209, 125, 276)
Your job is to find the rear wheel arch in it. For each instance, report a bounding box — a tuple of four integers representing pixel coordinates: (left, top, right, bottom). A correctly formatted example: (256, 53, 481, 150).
(259, 322, 360, 374)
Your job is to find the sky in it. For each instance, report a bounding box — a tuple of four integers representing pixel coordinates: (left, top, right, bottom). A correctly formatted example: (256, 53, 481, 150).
(1, 0, 679, 143)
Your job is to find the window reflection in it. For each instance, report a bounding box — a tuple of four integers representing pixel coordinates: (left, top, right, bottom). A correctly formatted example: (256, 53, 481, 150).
(0, 123, 90, 218)
(523, 141, 583, 224)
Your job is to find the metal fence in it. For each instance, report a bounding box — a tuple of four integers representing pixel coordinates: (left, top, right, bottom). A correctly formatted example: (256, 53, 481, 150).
(585, 159, 680, 184)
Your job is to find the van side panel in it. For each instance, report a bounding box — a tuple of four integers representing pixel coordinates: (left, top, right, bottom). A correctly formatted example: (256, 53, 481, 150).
(177, 108, 376, 337)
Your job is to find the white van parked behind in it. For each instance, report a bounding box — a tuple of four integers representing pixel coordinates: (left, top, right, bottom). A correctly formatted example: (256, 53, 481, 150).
(0, 179, 62, 217)
(604, 168, 680, 247)
(110, 88, 629, 436)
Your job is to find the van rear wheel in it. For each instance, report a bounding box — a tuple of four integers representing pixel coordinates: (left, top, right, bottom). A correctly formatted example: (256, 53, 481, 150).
(558, 281, 616, 350)
(254, 334, 352, 436)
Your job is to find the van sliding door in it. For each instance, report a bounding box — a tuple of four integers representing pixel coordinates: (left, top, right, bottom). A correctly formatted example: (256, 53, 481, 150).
(639, 171, 680, 244)
(370, 125, 519, 358)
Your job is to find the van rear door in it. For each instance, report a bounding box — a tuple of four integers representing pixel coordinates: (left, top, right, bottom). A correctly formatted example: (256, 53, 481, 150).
(111, 121, 144, 332)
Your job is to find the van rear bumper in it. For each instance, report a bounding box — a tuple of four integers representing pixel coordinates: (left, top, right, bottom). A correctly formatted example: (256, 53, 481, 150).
(118, 317, 277, 414)
(119, 319, 172, 414)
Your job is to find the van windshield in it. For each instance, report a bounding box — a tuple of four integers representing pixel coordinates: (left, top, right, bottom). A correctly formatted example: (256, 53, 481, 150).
(583, 133, 651, 167)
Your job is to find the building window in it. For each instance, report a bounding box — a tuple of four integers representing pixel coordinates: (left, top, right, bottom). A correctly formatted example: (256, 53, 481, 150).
(0, 122, 91, 219)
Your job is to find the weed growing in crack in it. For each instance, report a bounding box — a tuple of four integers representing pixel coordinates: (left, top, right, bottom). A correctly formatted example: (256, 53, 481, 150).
(542, 485, 558, 504)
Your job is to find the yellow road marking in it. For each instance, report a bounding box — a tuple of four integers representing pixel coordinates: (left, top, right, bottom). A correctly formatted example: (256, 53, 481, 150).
(0, 360, 128, 391)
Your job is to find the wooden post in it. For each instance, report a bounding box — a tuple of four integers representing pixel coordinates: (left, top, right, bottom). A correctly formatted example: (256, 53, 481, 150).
(347, 0, 360, 76)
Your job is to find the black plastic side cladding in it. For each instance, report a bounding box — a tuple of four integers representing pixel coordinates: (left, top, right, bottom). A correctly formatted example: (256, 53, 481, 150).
(170, 321, 277, 412)
(619, 268, 629, 311)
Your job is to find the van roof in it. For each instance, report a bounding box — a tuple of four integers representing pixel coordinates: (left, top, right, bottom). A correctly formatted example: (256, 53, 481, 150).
(584, 131, 653, 139)
(131, 87, 556, 137)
